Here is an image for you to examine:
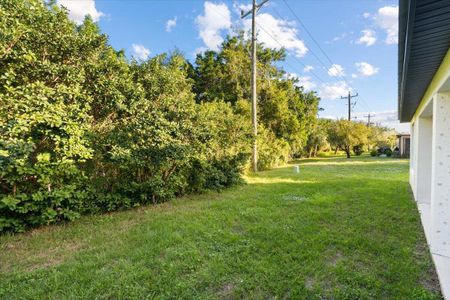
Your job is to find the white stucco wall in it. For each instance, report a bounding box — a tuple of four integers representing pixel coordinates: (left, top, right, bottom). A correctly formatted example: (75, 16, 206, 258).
(415, 116, 433, 204)
(410, 123, 415, 189)
(408, 51, 450, 298)
(431, 92, 450, 257)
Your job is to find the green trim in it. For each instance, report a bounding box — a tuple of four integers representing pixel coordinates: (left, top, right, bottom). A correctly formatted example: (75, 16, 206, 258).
(413, 49, 450, 122)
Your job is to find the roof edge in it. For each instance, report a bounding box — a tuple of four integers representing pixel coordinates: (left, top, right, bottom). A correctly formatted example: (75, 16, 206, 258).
(398, 0, 416, 123)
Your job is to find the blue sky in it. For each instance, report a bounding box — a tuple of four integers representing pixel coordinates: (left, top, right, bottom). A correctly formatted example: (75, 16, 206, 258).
(57, 0, 407, 132)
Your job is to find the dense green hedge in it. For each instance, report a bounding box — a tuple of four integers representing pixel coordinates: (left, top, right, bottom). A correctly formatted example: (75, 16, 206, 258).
(0, 0, 319, 232)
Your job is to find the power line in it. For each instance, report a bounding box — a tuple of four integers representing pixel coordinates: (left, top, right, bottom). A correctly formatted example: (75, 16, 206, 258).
(270, 5, 332, 76)
(210, 0, 370, 118)
(280, 0, 373, 113)
(207, 0, 327, 85)
(280, 0, 349, 84)
(255, 21, 328, 84)
(270, 4, 372, 115)
(280, 1, 353, 85)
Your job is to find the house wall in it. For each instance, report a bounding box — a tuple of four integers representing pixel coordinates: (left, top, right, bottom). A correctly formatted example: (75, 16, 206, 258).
(415, 116, 432, 204)
(409, 50, 450, 297)
(410, 49, 450, 220)
(431, 92, 450, 257)
(410, 123, 415, 189)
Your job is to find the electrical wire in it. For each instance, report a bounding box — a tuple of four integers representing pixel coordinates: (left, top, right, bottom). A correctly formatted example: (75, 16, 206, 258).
(280, 0, 374, 113)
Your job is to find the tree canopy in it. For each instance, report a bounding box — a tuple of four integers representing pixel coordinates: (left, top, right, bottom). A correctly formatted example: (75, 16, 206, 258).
(191, 33, 320, 164)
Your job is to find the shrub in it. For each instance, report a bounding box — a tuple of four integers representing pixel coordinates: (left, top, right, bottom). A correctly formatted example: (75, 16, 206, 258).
(186, 154, 249, 193)
(392, 147, 401, 158)
(0, 1, 251, 232)
(0, 1, 96, 231)
(0, 0, 320, 232)
(257, 126, 291, 170)
(385, 148, 393, 157)
(370, 149, 378, 157)
(353, 144, 364, 156)
(377, 146, 392, 157)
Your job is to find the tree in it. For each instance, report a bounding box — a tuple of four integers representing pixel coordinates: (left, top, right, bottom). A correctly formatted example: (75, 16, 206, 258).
(190, 33, 320, 162)
(327, 120, 369, 158)
(305, 119, 329, 157)
(368, 125, 397, 150)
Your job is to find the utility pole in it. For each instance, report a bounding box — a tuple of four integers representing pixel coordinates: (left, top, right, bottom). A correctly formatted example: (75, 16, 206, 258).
(341, 91, 358, 121)
(364, 113, 374, 127)
(241, 0, 268, 172)
(364, 113, 374, 151)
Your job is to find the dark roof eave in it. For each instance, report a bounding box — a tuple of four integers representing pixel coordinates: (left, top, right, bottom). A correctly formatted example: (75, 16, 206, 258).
(398, 0, 450, 123)
(398, 0, 416, 123)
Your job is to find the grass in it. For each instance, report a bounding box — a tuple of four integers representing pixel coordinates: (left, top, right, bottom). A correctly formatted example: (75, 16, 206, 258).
(0, 155, 442, 299)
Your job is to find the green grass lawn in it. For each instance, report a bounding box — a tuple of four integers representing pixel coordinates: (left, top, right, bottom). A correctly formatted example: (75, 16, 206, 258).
(0, 156, 441, 299)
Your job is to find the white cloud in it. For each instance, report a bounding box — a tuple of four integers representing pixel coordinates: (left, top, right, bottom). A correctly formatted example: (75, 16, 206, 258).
(319, 81, 351, 100)
(333, 33, 346, 42)
(194, 47, 208, 56)
(131, 44, 150, 60)
(327, 64, 345, 77)
(195, 2, 231, 51)
(326, 32, 355, 44)
(356, 29, 376, 46)
(243, 13, 308, 57)
(331, 32, 349, 43)
(303, 65, 314, 73)
(287, 73, 316, 91)
(238, 3, 252, 12)
(363, 12, 371, 19)
(351, 73, 358, 79)
(166, 17, 177, 32)
(373, 6, 398, 44)
(57, 0, 104, 25)
(297, 76, 316, 91)
(355, 62, 379, 77)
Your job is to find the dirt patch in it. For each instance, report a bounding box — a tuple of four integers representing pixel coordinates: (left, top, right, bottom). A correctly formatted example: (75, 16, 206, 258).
(282, 195, 309, 201)
(414, 241, 442, 296)
(231, 224, 245, 235)
(328, 251, 343, 267)
(305, 277, 315, 290)
(218, 282, 235, 299)
(1, 240, 85, 273)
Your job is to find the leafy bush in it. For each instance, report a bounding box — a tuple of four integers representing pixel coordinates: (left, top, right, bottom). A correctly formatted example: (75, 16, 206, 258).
(0, 0, 320, 232)
(370, 149, 378, 157)
(392, 147, 401, 158)
(0, 0, 248, 232)
(353, 144, 364, 156)
(186, 154, 249, 193)
(0, 0, 97, 231)
(385, 148, 393, 157)
(257, 126, 291, 170)
(377, 146, 392, 157)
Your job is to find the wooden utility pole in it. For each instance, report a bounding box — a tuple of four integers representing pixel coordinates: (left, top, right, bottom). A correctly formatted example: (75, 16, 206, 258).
(341, 91, 358, 121)
(364, 113, 374, 151)
(364, 113, 374, 127)
(241, 0, 268, 172)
